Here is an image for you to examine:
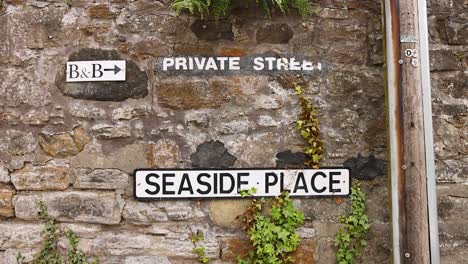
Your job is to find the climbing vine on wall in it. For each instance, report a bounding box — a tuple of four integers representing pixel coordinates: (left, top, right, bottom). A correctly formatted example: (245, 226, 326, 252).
(335, 181, 370, 264)
(295, 84, 324, 169)
(170, 0, 319, 20)
(237, 191, 304, 264)
(17, 201, 98, 264)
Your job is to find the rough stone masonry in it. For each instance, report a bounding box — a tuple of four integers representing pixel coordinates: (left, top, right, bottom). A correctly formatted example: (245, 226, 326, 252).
(0, 0, 466, 263)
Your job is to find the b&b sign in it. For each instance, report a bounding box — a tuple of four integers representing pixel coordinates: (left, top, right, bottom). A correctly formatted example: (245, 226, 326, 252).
(134, 168, 350, 199)
(66, 60, 126, 82)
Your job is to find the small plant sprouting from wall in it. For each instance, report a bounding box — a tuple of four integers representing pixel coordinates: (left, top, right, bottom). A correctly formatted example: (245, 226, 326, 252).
(295, 83, 324, 169)
(17, 201, 98, 264)
(237, 191, 304, 264)
(335, 181, 370, 264)
(170, 0, 319, 20)
(190, 230, 210, 263)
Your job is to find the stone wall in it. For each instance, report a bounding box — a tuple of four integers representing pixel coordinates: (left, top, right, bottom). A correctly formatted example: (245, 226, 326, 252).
(0, 0, 465, 263)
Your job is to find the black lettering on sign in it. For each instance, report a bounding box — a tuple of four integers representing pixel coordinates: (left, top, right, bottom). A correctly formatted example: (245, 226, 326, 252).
(145, 173, 160, 195)
(329, 171, 342, 193)
(178, 173, 194, 194)
(92, 63, 103, 78)
(293, 172, 308, 193)
(68, 64, 79, 79)
(162, 173, 175, 195)
(311, 172, 326, 193)
(220, 173, 235, 194)
(213, 173, 218, 194)
(237, 172, 249, 193)
(265, 172, 278, 193)
(197, 173, 212, 194)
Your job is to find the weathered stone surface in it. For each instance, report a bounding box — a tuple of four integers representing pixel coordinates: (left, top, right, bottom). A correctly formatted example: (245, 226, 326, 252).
(123, 256, 171, 264)
(276, 150, 308, 168)
(131, 39, 173, 59)
(55, 49, 148, 101)
(70, 143, 152, 174)
(38, 127, 90, 158)
(156, 79, 233, 110)
(256, 23, 294, 44)
(87, 4, 117, 19)
(343, 154, 386, 180)
(112, 106, 150, 120)
(191, 140, 237, 168)
(92, 123, 132, 139)
(145, 139, 180, 168)
(292, 239, 318, 264)
(69, 102, 107, 120)
(221, 237, 251, 261)
(73, 168, 129, 190)
(191, 20, 233, 41)
(209, 200, 251, 227)
(0, 187, 15, 217)
(21, 109, 49, 126)
(11, 160, 70, 190)
(445, 13, 468, 45)
(123, 200, 168, 223)
(430, 49, 462, 71)
(0, 165, 9, 183)
(0, 223, 43, 249)
(15, 191, 123, 224)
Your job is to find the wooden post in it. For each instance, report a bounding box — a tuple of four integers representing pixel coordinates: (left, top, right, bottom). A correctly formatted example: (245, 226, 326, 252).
(399, 0, 431, 263)
(383, 0, 432, 263)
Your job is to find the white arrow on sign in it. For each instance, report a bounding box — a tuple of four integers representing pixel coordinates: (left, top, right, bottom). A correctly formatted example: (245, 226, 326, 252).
(66, 60, 126, 82)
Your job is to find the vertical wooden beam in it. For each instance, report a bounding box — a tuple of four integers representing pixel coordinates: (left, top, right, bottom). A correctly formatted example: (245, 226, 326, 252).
(399, 0, 430, 263)
(384, 0, 432, 263)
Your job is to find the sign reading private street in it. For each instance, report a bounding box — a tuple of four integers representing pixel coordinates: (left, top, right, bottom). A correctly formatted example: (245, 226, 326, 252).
(66, 60, 126, 82)
(134, 168, 350, 199)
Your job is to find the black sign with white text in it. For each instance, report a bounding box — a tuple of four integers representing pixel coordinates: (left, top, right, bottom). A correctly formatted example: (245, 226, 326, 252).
(134, 168, 350, 199)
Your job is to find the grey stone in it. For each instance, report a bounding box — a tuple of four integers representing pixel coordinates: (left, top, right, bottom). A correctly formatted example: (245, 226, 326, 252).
(21, 109, 49, 126)
(73, 168, 129, 190)
(0, 164, 9, 183)
(55, 49, 148, 101)
(256, 23, 294, 44)
(276, 150, 308, 168)
(429, 50, 461, 71)
(15, 191, 123, 224)
(0, 223, 43, 249)
(123, 199, 168, 223)
(191, 140, 237, 168)
(446, 13, 468, 45)
(191, 20, 233, 41)
(112, 106, 150, 120)
(343, 153, 386, 180)
(124, 256, 171, 264)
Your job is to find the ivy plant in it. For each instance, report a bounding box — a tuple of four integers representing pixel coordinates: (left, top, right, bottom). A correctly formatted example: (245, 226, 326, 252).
(295, 83, 324, 169)
(190, 230, 210, 263)
(335, 181, 370, 264)
(170, 0, 319, 20)
(18, 201, 98, 264)
(237, 192, 304, 264)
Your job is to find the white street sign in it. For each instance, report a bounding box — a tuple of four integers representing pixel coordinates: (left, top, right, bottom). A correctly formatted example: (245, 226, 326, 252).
(134, 168, 350, 199)
(66, 60, 126, 82)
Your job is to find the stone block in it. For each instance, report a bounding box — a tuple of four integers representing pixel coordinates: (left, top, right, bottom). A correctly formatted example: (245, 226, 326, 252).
(112, 106, 150, 120)
(87, 4, 117, 19)
(156, 79, 234, 110)
(15, 191, 123, 224)
(0, 164, 9, 183)
(21, 109, 49, 126)
(122, 200, 168, 223)
(70, 143, 152, 174)
(92, 123, 132, 139)
(191, 140, 237, 168)
(0, 187, 15, 217)
(73, 168, 129, 190)
(430, 50, 461, 71)
(38, 127, 90, 158)
(11, 160, 70, 190)
(256, 23, 294, 44)
(145, 139, 180, 168)
(446, 13, 468, 45)
(0, 223, 43, 249)
(209, 200, 251, 227)
(191, 20, 233, 41)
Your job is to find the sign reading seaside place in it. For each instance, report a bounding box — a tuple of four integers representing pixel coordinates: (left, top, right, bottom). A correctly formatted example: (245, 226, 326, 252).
(66, 60, 126, 82)
(134, 168, 350, 199)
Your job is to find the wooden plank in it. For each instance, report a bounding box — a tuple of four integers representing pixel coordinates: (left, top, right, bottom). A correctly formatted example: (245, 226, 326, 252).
(399, 0, 431, 263)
